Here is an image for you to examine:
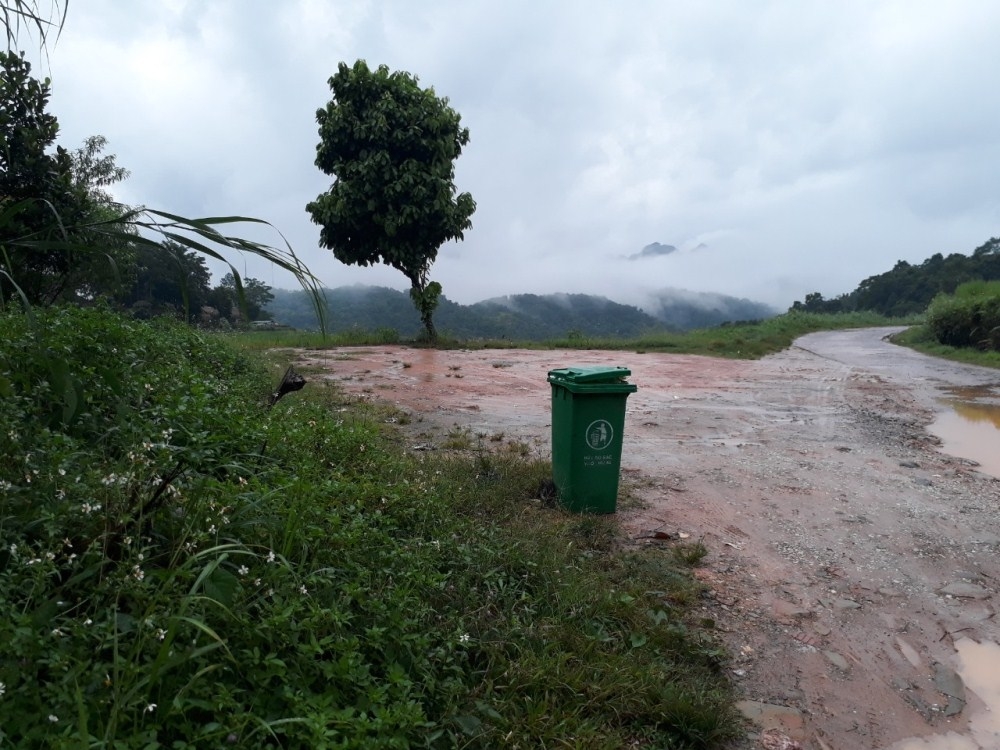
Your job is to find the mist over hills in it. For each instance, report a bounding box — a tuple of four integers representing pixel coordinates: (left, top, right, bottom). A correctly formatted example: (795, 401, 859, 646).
(265, 286, 778, 339)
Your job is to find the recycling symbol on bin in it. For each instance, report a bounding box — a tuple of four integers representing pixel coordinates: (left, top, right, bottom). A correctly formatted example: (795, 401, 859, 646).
(585, 419, 614, 451)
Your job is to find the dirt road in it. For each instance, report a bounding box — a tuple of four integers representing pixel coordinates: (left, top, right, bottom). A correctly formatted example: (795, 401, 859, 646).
(295, 329, 1000, 750)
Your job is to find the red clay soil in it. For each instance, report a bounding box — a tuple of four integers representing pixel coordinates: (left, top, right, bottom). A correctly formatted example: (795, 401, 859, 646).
(290, 328, 1000, 750)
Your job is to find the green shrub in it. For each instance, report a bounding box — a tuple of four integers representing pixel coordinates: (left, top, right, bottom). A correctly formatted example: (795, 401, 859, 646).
(926, 281, 1000, 350)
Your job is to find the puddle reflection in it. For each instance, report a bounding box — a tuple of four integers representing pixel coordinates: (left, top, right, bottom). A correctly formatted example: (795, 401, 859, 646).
(928, 386, 1000, 479)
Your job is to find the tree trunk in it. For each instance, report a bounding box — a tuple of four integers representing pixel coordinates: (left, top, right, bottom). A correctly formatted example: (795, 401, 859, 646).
(409, 277, 439, 342)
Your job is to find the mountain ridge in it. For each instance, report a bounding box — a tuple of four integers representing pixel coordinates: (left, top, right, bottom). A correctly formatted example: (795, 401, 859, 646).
(265, 285, 778, 339)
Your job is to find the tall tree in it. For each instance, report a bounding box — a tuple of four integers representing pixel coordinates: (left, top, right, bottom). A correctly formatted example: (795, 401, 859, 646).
(307, 60, 475, 340)
(120, 240, 211, 319)
(0, 51, 136, 304)
(0, 1, 327, 324)
(209, 272, 274, 323)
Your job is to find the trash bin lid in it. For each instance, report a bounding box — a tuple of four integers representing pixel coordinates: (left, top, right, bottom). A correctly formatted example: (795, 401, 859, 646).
(547, 366, 637, 394)
(547, 366, 632, 384)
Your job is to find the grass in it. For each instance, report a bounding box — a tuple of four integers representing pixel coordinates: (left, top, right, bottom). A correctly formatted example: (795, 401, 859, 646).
(230, 310, 917, 359)
(0, 305, 740, 748)
(892, 324, 1000, 369)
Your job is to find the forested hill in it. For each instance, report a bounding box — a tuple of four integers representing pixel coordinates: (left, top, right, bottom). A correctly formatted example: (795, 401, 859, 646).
(792, 237, 1000, 316)
(265, 286, 777, 338)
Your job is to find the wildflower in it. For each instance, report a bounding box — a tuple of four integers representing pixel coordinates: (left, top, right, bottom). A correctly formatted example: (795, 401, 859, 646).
(144, 703, 156, 714)
(123, 536, 132, 546)
(8, 544, 16, 556)
(56, 488, 66, 499)
(458, 633, 471, 644)
(208, 525, 218, 535)
(132, 565, 145, 582)
(58, 468, 66, 476)
(45, 551, 55, 561)
(267, 588, 275, 597)
(0, 480, 11, 492)
(299, 585, 308, 595)
(155, 629, 167, 641)
(266, 550, 276, 564)
(48, 715, 58, 723)
(83, 618, 93, 626)
(51, 628, 64, 637)
(0, 682, 4, 696)
(253, 578, 261, 586)
(237, 565, 249, 576)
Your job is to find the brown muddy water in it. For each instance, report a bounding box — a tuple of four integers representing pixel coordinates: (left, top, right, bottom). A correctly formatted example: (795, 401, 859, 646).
(889, 639, 1000, 750)
(928, 386, 1000, 479)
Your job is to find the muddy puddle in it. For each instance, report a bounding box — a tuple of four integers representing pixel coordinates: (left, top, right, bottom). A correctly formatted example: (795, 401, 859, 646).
(888, 639, 1000, 750)
(928, 386, 1000, 479)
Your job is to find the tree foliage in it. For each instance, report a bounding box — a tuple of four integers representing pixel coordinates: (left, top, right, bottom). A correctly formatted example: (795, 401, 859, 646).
(0, 50, 133, 304)
(0, 3, 325, 328)
(119, 242, 273, 327)
(790, 237, 1000, 317)
(307, 59, 475, 340)
(926, 280, 1000, 350)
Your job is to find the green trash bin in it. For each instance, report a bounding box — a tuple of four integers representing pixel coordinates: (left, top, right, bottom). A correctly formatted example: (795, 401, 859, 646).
(547, 366, 637, 513)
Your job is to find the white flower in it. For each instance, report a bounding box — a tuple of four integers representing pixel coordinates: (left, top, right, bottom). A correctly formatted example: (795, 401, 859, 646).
(51, 628, 65, 637)
(132, 565, 145, 581)
(299, 585, 308, 595)
(237, 565, 249, 576)
(458, 633, 471, 644)
(48, 715, 58, 723)
(83, 618, 93, 626)
(144, 703, 156, 714)
(266, 550, 276, 564)
(0, 682, 5, 696)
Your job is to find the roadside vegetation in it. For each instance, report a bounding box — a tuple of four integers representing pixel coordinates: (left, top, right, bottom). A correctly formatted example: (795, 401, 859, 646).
(0, 305, 739, 748)
(890, 281, 1000, 370)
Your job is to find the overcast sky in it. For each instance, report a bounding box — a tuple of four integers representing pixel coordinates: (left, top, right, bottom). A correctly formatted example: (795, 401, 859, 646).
(37, 0, 1000, 310)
